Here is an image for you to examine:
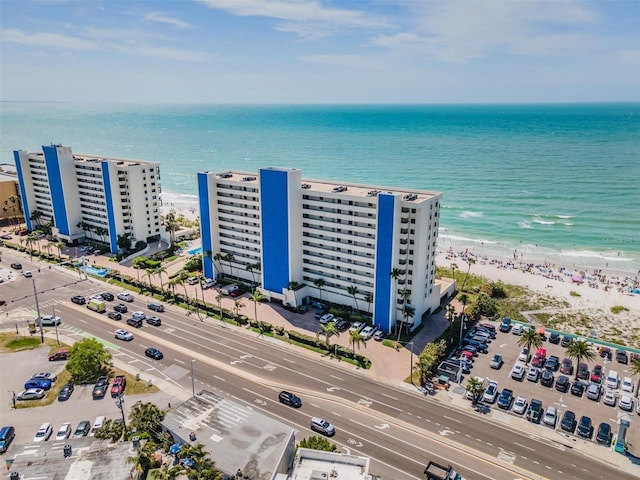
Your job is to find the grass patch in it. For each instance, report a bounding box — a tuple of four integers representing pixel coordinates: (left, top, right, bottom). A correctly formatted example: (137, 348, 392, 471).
(569, 291, 581, 297)
(611, 305, 629, 314)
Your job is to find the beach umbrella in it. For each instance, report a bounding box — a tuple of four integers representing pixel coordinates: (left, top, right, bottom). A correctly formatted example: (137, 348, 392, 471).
(571, 274, 584, 284)
(169, 443, 182, 455)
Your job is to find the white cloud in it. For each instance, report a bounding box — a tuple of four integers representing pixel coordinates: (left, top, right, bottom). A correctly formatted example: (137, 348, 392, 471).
(298, 53, 379, 69)
(144, 12, 192, 29)
(1, 28, 98, 51)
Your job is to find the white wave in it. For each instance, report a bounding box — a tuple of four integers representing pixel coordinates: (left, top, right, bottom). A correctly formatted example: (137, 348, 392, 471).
(557, 250, 634, 262)
(532, 217, 555, 225)
(518, 221, 533, 229)
(555, 215, 574, 219)
(439, 233, 497, 245)
(460, 211, 483, 219)
(561, 222, 574, 226)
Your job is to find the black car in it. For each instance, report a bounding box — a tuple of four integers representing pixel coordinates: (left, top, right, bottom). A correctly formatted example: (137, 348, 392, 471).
(146, 316, 162, 326)
(108, 311, 122, 321)
(616, 349, 628, 364)
(71, 295, 86, 305)
(148, 303, 165, 312)
(101, 292, 114, 301)
(58, 383, 74, 401)
(497, 389, 513, 410)
(571, 380, 586, 397)
(577, 416, 593, 438)
(278, 390, 302, 408)
(555, 375, 570, 393)
(127, 317, 142, 328)
(10, 262, 22, 270)
(540, 369, 554, 387)
(335, 319, 351, 332)
(560, 410, 577, 433)
(92, 376, 108, 399)
(74, 420, 90, 438)
(548, 332, 560, 344)
(114, 303, 128, 313)
(561, 335, 573, 347)
(526, 399, 543, 423)
(145, 347, 163, 360)
(576, 363, 589, 380)
(544, 355, 559, 371)
(596, 422, 612, 445)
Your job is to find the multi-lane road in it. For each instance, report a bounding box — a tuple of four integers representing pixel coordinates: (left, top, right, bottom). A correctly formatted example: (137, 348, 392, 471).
(1, 249, 636, 480)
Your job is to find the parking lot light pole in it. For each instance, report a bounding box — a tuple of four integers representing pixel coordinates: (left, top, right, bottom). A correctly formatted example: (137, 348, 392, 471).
(115, 393, 128, 437)
(32, 278, 44, 343)
(191, 359, 196, 396)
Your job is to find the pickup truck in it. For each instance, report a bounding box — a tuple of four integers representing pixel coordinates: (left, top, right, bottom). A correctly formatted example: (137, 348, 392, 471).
(424, 460, 462, 480)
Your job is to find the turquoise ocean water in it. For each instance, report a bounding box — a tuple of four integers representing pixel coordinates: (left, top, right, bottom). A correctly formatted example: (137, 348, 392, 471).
(1, 103, 639, 274)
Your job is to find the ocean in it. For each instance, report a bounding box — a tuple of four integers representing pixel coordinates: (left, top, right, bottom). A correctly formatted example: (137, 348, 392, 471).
(1, 102, 639, 274)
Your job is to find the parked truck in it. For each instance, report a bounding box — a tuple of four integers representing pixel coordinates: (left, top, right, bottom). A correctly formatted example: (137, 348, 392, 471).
(424, 461, 462, 480)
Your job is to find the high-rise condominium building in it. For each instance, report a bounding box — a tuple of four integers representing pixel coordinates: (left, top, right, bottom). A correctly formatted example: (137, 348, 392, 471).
(198, 167, 443, 333)
(14, 145, 166, 253)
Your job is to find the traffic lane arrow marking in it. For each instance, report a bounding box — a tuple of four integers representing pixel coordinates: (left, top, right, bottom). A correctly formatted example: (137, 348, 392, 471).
(326, 386, 340, 392)
(347, 438, 363, 447)
(374, 423, 390, 429)
(230, 360, 243, 365)
(439, 429, 455, 436)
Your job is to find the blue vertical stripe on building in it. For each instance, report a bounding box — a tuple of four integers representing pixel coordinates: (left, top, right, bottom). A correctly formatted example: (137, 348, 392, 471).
(101, 162, 118, 253)
(197, 173, 214, 279)
(373, 193, 395, 332)
(13, 151, 32, 231)
(259, 169, 290, 293)
(42, 146, 70, 235)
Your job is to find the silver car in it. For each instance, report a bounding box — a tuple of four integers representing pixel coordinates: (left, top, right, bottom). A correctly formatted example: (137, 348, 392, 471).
(543, 406, 557, 427)
(513, 396, 528, 415)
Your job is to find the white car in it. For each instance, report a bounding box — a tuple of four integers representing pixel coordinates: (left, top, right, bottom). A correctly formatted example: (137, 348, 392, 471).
(17, 388, 45, 401)
(38, 315, 61, 326)
(526, 366, 540, 382)
(518, 348, 529, 363)
(513, 396, 528, 415)
(482, 380, 498, 403)
(319, 313, 334, 324)
(117, 292, 134, 302)
(23, 270, 33, 278)
(603, 389, 617, 407)
(349, 321, 364, 333)
(360, 326, 376, 340)
(621, 377, 634, 393)
(55, 422, 71, 440)
(543, 406, 557, 427)
(132, 311, 146, 320)
(619, 394, 634, 411)
(34, 423, 53, 442)
(510, 364, 526, 380)
(114, 329, 134, 341)
(511, 324, 523, 335)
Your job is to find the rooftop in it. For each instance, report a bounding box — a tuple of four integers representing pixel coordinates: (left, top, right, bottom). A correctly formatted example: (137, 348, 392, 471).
(291, 448, 373, 480)
(162, 390, 295, 479)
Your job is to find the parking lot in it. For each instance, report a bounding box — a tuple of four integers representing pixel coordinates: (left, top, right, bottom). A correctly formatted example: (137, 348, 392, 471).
(455, 320, 639, 448)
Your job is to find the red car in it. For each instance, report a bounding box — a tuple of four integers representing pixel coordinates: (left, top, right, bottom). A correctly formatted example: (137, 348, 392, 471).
(479, 322, 496, 332)
(229, 287, 245, 297)
(110, 375, 126, 397)
(48, 349, 69, 361)
(590, 364, 603, 384)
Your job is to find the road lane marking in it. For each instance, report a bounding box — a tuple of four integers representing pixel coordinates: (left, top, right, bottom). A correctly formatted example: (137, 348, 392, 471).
(213, 375, 226, 382)
(381, 393, 398, 400)
(514, 442, 535, 451)
(443, 415, 461, 424)
(330, 375, 344, 381)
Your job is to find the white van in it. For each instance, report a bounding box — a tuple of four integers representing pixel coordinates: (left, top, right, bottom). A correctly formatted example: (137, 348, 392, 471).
(201, 278, 217, 289)
(90, 416, 106, 436)
(605, 370, 619, 390)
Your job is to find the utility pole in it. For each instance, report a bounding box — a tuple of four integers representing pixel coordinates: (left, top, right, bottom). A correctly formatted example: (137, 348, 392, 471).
(53, 305, 60, 346)
(115, 393, 128, 437)
(33, 278, 43, 343)
(191, 359, 196, 396)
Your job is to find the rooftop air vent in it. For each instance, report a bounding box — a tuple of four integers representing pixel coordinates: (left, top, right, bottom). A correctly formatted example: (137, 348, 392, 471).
(366, 190, 380, 197)
(301, 183, 311, 189)
(218, 172, 232, 179)
(403, 193, 418, 201)
(332, 185, 347, 193)
(241, 176, 256, 182)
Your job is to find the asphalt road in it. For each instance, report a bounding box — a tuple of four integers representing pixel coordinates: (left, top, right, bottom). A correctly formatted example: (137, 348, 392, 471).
(1, 249, 637, 480)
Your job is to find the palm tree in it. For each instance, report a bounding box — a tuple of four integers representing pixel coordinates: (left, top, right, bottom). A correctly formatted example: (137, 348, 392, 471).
(390, 267, 402, 333)
(399, 305, 415, 341)
(313, 278, 326, 302)
(216, 292, 224, 322)
(460, 257, 476, 292)
(117, 232, 132, 253)
(250, 289, 264, 323)
(177, 271, 191, 310)
(349, 329, 366, 355)
(128, 401, 165, 439)
(364, 292, 373, 314)
(288, 281, 301, 307)
(29, 209, 43, 228)
(466, 376, 485, 406)
(246, 263, 256, 290)
(154, 266, 168, 293)
(213, 253, 225, 278)
(8, 194, 22, 226)
(224, 253, 235, 279)
(26, 233, 38, 260)
(43, 242, 54, 258)
(163, 212, 179, 245)
(566, 339, 596, 380)
(127, 439, 158, 478)
(347, 285, 359, 312)
(55, 241, 64, 260)
(630, 358, 640, 376)
(144, 269, 155, 291)
(132, 257, 146, 284)
(233, 298, 244, 317)
(517, 329, 543, 366)
(457, 292, 469, 318)
(318, 321, 338, 347)
(450, 262, 458, 280)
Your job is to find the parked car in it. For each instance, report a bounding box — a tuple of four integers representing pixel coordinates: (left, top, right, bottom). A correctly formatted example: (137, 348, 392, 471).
(596, 422, 612, 445)
(555, 375, 570, 393)
(24, 379, 52, 391)
(499, 317, 512, 332)
(111, 375, 126, 397)
(479, 323, 496, 333)
(511, 324, 523, 335)
(319, 313, 335, 324)
(31, 372, 57, 383)
(590, 364, 603, 383)
(543, 406, 557, 427)
(335, 319, 351, 332)
(512, 396, 528, 415)
(10, 262, 22, 270)
(55, 423, 72, 440)
(540, 369, 554, 388)
(560, 358, 573, 375)
(526, 366, 540, 382)
(108, 311, 122, 321)
(548, 332, 560, 344)
(360, 326, 376, 340)
(526, 399, 543, 423)
(600, 346, 613, 360)
(349, 322, 364, 333)
(577, 363, 590, 380)
(511, 364, 526, 381)
(33, 423, 53, 442)
(603, 389, 617, 407)
(586, 382, 602, 401)
(489, 354, 504, 369)
(57, 383, 74, 401)
(117, 292, 134, 302)
(71, 295, 86, 305)
(100, 292, 115, 301)
(278, 391, 302, 408)
(577, 416, 593, 438)
(229, 286, 245, 297)
(17, 388, 45, 401)
(148, 303, 165, 312)
(462, 345, 478, 357)
(373, 330, 387, 341)
(145, 347, 163, 360)
(571, 380, 586, 397)
(622, 376, 634, 393)
(92, 376, 109, 399)
(497, 389, 513, 410)
(616, 349, 629, 364)
(482, 380, 498, 403)
(561, 335, 573, 347)
(544, 355, 560, 371)
(518, 348, 529, 363)
(146, 316, 162, 326)
(114, 329, 134, 341)
(561, 410, 577, 433)
(73, 420, 90, 438)
(619, 394, 634, 411)
(48, 348, 69, 361)
(114, 303, 128, 313)
(605, 370, 619, 390)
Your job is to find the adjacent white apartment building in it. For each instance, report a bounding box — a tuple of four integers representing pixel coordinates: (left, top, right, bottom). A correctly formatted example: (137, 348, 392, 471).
(14, 145, 166, 253)
(198, 167, 443, 333)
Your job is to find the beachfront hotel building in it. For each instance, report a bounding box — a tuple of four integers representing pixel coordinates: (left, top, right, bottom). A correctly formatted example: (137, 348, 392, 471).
(13, 145, 167, 253)
(198, 167, 443, 333)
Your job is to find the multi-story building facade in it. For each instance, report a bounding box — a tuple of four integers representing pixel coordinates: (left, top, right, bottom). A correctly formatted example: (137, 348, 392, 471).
(13, 145, 166, 253)
(198, 167, 443, 333)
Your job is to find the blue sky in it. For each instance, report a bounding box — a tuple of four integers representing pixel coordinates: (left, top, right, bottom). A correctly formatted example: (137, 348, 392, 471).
(1, 0, 638, 103)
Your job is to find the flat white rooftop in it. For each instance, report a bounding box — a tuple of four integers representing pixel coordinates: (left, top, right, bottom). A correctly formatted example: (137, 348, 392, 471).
(292, 448, 372, 480)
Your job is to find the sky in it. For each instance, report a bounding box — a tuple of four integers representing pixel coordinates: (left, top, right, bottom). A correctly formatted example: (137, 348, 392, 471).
(1, 0, 639, 104)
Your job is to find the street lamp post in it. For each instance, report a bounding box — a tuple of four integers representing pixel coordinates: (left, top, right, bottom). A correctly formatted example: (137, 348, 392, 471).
(52, 305, 60, 346)
(115, 393, 128, 437)
(32, 278, 44, 343)
(191, 359, 196, 396)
